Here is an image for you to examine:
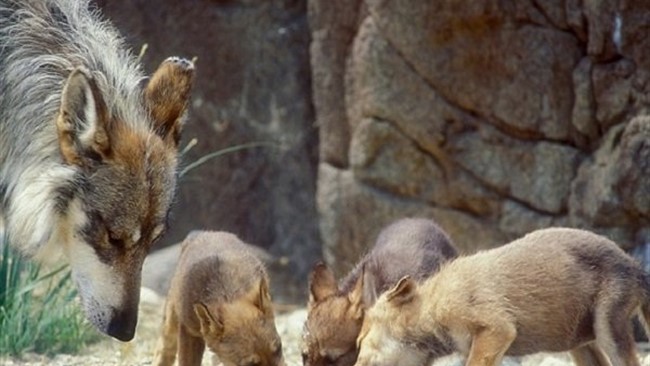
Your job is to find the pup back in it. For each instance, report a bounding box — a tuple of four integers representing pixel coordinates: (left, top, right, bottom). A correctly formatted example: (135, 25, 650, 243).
(341, 217, 457, 304)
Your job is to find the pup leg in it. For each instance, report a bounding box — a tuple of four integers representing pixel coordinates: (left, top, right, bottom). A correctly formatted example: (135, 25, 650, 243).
(594, 289, 640, 366)
(595, 319, 639, 366)
(152, 301, 179, 366)
(569, 343, 610, 366)
(178, 324, 206, 366)
(465, 323, 516, 366)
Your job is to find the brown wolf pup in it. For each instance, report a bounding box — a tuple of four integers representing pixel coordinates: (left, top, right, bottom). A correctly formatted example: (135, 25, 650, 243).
(0, 0, 194, 340)
(355, 227, 650, 366)
(153, 231, 285, 366)
(302, 218, 457, 366)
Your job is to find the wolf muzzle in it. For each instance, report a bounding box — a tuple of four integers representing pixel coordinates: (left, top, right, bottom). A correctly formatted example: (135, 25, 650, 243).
(107, 307, 138, 341)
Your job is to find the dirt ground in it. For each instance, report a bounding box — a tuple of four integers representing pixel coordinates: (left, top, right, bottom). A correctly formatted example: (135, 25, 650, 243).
(2, 288, 649, 366)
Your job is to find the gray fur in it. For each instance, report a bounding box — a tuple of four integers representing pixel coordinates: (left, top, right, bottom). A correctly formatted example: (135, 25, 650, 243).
(0, 0, 150, 253)
(0, 0, 190, 341)
(340, 218, 458, 306)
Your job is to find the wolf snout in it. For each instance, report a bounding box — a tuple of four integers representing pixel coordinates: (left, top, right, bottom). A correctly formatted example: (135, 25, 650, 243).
(107, 306, 138, 341)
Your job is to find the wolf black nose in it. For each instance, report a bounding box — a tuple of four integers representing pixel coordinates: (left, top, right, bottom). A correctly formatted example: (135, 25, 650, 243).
(107, 308, 138, 341)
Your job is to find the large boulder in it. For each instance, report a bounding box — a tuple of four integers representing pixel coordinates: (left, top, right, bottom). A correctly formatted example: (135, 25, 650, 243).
(570, 116, 650, 247)
(312, 0, 650, 276)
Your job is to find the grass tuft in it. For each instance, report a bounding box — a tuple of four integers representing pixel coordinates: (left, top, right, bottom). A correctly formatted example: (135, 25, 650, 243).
(0, 239, 100, 357)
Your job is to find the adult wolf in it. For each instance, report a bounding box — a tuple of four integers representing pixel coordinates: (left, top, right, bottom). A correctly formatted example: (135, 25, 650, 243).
(0, 0, 194, 341)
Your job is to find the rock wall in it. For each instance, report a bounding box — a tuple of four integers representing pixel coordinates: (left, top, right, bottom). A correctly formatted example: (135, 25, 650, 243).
(98, 0, 320, 301)
(312, 0, 650, 276)
(97, 0, 649, 290)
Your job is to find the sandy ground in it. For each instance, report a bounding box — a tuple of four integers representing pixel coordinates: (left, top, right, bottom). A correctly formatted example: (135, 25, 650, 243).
(2, 288, 650, 366)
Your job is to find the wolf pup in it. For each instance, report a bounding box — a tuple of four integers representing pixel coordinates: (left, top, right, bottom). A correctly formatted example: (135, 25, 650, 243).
(153, 231, 285, 366)
(355, 227, 650, 366)
(0, 0, 194, 340)
(302, 218, 457, 366)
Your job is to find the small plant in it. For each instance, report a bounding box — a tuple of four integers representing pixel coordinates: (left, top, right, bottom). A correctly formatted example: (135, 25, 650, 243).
(178, 139, 276, 178)
(0, 238, 100, 356)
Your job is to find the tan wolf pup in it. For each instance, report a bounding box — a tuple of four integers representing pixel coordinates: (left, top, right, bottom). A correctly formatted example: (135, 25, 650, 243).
(153, 231, 285, 366)
(302, 218, 458, 366)
(355, 227, 650, 366)
(0, 0, 194, 340)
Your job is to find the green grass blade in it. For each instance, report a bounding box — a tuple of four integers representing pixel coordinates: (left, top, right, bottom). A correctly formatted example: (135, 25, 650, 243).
(178, 141, 277, 178)
(0, 239, 99, 357)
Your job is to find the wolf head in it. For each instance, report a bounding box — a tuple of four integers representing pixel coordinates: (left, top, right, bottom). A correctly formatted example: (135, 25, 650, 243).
(354, 276, 428, 366)
(301, 263, 366, 366)
(194, 277, 286, 366)
(53, 57, 194, 341)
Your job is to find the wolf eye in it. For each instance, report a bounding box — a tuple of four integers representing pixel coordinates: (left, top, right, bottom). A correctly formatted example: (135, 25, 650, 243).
(107, 231, 124, 247)
(109, 237, 123, 247)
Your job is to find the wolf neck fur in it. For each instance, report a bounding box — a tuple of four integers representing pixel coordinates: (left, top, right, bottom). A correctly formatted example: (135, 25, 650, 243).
(4, 162, 77, 256)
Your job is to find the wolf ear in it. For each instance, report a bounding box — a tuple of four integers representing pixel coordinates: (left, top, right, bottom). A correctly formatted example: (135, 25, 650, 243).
(248, 277, 273, 316)
(56, 68, 111, 165)
(144, 57, 195, 147)
(348, 265, 365, 320)
(386, 276, 416, 306)
(194, 302, 224, 338)
(308, 262, 337, 307)
(362, 268, 379, 307)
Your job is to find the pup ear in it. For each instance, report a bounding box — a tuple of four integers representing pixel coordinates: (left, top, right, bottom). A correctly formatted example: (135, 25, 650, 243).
(56, 68, 111, 165)
(248, 276, 273, 316)
(347, 264, 365, 320)
(194, 302, 224, 338)
(362, 267, 378, 307)
(144, 56, 195, 147)
(385, 276, 416, 305)
(308, 262, 337, 307)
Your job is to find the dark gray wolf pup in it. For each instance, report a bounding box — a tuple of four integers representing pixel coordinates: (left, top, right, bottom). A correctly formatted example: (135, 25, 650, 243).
(302, 217, 458, 366)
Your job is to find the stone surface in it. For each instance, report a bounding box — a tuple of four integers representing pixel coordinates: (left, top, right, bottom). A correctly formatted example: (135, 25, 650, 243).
(308, 0, 362, 168)
(450, 127, 583, 214)
(311, 0, 650, 273)
(570, 116, 650, 248)
(593, 59, 635, 130)
(98, 0, 320, 302)
(366, 0, 582, 142)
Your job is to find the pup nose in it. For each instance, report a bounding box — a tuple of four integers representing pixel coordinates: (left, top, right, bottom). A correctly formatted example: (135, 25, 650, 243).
(107, 307, 138, 341)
